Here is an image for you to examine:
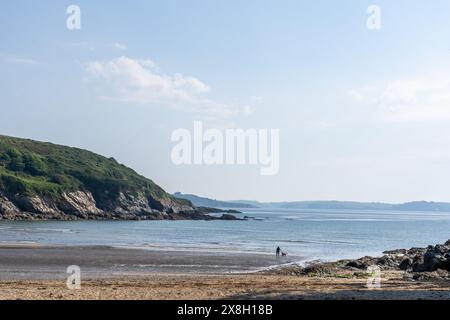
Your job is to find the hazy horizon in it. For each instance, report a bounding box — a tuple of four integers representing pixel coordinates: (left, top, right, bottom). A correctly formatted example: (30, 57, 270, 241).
(173, 191, 450, 205)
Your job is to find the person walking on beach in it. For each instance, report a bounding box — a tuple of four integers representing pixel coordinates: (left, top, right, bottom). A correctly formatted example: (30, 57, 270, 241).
(276, 246, 281, 257)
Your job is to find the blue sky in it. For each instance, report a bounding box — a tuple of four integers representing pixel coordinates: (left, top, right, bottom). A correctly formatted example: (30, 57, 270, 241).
(1, 1, 450, 202)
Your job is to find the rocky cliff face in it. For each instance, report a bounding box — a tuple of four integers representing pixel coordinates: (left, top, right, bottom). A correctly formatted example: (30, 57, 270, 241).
(0, 190, 218, 221)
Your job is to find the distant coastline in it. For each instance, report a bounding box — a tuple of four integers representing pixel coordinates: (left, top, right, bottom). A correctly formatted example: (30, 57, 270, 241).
(173, 192, 450, 212)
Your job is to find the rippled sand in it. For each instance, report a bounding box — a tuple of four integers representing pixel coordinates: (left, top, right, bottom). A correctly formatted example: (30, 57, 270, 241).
(1, 272, 450, 300)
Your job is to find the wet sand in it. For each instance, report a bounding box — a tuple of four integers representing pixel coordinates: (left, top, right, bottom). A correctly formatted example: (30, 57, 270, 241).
(0, 244, 297, 280)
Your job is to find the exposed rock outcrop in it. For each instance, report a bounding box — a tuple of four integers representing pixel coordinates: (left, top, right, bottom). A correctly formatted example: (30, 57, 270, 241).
(0, 194, 20, 215)
(60, 191, 103, 215)
(268, 239, 450, 281)
(0, 191, 239, 221)
(342, 242, 450, 273)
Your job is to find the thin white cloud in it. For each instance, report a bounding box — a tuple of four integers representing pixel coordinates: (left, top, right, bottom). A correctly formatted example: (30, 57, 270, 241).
(4, 57, 39, 65)
(69, 42, 127, 51)
(350, 78, 450, 122)
(111, 43, 127, 50)
(84, 56, 252, 118)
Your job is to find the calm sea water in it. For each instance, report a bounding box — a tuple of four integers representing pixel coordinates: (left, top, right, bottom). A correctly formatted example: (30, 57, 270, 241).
(1, 208, 450, 263)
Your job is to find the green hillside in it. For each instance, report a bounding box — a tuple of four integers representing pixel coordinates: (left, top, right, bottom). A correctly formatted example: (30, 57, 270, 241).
(0, 135, 188, 210)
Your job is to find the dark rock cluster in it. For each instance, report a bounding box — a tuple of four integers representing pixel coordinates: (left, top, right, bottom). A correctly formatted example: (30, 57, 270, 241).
(268, 240, 450, 281)
(344, 240, 450, 274)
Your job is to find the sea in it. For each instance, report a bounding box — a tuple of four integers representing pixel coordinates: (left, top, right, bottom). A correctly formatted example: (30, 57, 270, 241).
(1, 208, 449, 263)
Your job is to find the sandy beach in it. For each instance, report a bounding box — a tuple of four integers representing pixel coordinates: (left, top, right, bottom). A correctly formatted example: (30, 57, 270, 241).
(0, 244, 449, 300)
(2, 272, 450, 300)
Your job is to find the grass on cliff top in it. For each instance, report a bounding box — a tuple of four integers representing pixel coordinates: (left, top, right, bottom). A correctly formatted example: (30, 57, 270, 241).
(0, 135, 186, 207)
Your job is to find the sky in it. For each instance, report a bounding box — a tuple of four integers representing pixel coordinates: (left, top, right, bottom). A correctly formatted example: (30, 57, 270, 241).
(1, 0, 450, 203)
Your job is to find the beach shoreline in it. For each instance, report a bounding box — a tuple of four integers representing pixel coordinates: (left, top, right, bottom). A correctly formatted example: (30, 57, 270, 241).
(0, 242, 449, 300)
